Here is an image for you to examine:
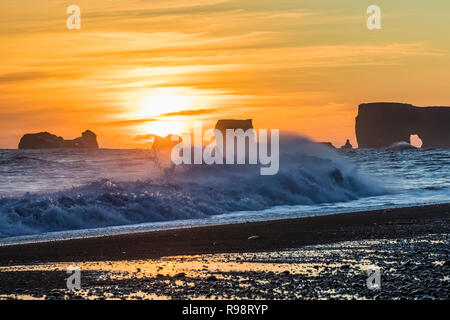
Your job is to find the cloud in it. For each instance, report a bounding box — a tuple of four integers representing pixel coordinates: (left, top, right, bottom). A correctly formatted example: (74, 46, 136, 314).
(100, 118, 158, 127)
(134, 134, 156, 141)
(0, 72, 48, 83)
(160, 108, 218, 117)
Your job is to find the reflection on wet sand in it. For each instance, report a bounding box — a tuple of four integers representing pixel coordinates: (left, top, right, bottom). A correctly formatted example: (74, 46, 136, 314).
(0, 234, 448, 300)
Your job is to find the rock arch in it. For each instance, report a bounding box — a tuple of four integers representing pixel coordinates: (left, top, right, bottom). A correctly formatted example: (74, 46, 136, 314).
(355, 103, 450, 148)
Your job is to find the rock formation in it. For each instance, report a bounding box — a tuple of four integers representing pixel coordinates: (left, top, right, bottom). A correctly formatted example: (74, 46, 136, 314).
(213, 119, 255, 162)
(356, 103, 450, 148)
(215, 119, 253, 134)
(340, 139, 353, 149)
(150, 119, 253, 153)
(18, 130, 99, 149)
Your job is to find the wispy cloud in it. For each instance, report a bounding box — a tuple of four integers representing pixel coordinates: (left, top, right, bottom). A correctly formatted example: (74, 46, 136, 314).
(134, 134, 156, 141)
(99, 118, 158, 127)
(0, 0, 448, 148)
(0, 72, 49, 83)
(160, 108, 218, 117)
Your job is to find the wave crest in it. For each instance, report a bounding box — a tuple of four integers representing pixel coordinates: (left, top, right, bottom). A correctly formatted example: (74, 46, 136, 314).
(0, 135, 386, 237)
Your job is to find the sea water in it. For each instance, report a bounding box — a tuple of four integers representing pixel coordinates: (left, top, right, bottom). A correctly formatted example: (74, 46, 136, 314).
(0, 135, 448, 244)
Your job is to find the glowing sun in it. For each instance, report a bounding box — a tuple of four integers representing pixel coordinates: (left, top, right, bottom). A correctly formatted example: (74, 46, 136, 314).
(137, 88, 194, 118)
(131, 88, 197, 137)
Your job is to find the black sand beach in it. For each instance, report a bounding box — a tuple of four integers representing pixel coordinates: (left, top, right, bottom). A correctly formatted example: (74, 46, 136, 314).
(0, 203, 449, 300)
(0, 203, 449, 265)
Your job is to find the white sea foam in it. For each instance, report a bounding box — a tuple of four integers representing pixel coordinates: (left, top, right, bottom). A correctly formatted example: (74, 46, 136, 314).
(0, 135, 388, 237)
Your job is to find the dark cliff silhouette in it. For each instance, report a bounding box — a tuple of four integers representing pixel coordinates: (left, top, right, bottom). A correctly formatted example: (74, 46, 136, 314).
(18, 130, 99, 149)
(356, 103, 450, 148)
(214, 119, 255, 162)
(215, 119, 253, 134)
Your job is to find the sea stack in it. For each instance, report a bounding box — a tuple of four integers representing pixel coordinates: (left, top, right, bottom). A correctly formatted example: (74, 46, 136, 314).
(340, 139, 353, 149)
(215, 119, 253, 134)
(18, 130, 99, 149)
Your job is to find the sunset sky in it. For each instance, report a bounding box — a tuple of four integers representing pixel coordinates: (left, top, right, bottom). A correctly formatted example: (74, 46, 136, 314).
(0, 0, 449, 148)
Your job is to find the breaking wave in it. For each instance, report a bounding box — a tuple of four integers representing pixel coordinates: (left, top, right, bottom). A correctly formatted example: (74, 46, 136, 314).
(0, 135, 387, 237)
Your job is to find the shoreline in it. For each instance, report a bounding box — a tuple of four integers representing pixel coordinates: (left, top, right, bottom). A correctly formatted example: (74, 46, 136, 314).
(1, 201, 445, 247)
(0, 202, 449, 266)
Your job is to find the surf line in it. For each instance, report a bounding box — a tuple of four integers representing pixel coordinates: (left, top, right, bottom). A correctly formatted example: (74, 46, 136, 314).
(170, 121, 279, 175)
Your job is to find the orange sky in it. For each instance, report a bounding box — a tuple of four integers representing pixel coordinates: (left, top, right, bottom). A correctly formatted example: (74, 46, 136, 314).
(0, 0, 449, 148)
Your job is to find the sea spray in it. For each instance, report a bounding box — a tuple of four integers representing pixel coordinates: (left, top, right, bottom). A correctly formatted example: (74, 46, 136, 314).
(0, 134, 386, 238)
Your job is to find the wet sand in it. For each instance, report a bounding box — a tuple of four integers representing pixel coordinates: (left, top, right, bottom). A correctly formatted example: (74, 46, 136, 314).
(0, 203, 449, 265)
(0, 203, 448, 299)
(0, 234, 448, 300)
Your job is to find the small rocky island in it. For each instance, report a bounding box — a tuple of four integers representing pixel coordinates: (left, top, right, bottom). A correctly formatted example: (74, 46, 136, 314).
(18, 130, 99, 149)
(340, 139, 353, 149)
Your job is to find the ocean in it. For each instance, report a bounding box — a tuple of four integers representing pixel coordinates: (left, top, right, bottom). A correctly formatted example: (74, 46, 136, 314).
(0, 135, 449, 244)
